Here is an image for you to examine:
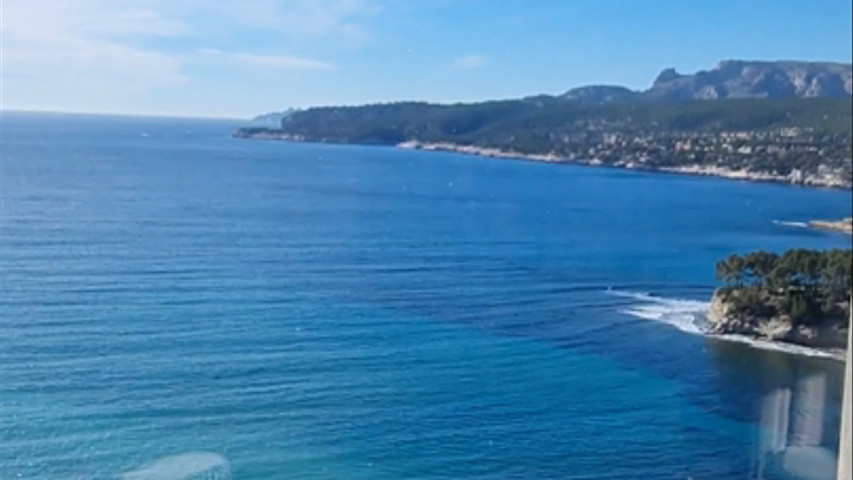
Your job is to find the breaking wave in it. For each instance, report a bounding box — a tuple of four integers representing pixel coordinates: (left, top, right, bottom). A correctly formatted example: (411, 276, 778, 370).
(609, 290, 844, 361)
(713, 332, 844, 361)
(772, 220, 809, 228)
(610, 290, 708, 335)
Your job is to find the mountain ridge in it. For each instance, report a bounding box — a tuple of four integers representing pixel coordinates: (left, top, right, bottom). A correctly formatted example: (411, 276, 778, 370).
(561, 60, 852, 104)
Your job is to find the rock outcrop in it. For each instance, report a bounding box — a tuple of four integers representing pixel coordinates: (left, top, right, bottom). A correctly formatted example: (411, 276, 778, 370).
(707, 289, 849, 349)
(809, 218, 853, 235)
(559, 60, 853, 103)
(560, 85, 639, 104)
(643, 60, 852, 101)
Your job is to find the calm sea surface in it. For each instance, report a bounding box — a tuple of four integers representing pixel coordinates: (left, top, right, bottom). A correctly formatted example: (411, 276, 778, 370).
(1, 112, 851, 479)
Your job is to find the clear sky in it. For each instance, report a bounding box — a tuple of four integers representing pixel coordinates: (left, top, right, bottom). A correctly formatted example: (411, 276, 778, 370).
(2, 0, 851, 118)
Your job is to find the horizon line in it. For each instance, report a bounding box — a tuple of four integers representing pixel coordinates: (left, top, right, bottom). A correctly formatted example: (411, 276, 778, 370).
(1, 108, 248, 122)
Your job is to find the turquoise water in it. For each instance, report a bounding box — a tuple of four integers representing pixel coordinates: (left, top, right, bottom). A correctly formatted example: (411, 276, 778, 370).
(1, 112, 851, 479)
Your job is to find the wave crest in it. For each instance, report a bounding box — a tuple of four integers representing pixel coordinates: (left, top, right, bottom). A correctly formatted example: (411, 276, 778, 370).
(772, 220, 809, 228)
(609, 290, 843, 360)
(610, 290, 708, 335)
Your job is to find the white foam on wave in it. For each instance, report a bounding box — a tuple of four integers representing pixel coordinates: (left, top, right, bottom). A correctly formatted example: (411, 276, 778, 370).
(609, 290, 708, 335)
(713, 333, 844, 361)
(609, 290, 844, 361)
(772, 220, 809, 228)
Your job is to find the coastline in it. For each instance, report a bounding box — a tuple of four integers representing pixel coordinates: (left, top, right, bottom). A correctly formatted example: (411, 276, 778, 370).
(613, 290, 847, 361)
(232, 132, 852, 190)
(809, 218, 853, 235)
(708, 330, 847, 361)
(397, 140, 853, 190)
(706, 288, 849, 359)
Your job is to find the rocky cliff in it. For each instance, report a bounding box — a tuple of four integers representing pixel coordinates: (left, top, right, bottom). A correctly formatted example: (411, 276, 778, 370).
(646, 60, 852, 101)
(707, 289, 849, 349)
(561, 60, 852, 103)
(560, 85, 639, 104)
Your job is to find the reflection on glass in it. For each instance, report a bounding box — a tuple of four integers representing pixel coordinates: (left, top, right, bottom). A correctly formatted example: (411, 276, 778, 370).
(707, 340, 844, 480)
(755, 372, 838, 479)
(760, 387, 791, 455)
(120, 452, 231, 480)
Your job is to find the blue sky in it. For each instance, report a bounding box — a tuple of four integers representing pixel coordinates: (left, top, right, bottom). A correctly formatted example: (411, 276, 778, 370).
(2, 0, 851, 118)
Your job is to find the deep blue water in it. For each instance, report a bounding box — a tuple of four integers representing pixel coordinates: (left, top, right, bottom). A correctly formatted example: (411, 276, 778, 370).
(1, 111, 851, 480)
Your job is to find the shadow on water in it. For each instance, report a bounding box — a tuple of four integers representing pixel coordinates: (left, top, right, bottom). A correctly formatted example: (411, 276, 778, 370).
(706, 340, 845, 480)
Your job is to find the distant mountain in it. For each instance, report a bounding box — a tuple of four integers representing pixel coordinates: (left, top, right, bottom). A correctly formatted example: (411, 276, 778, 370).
(560, 85, 638, 104)
(250, 109, 297, 125)
(643, 60, 853, 101)
(559, 60, 852, 104)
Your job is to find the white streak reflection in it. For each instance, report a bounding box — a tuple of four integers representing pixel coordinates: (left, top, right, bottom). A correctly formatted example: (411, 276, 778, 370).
(756, 374, 837, 480)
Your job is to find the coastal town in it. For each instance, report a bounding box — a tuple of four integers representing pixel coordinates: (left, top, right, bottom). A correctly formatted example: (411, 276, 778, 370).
(237, 123, 853, 188)
(391, 125, 853, 188)
(553, 127, 850, 184)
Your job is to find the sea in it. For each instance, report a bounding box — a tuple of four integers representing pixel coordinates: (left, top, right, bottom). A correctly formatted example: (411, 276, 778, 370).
(1, 111, 851, 480)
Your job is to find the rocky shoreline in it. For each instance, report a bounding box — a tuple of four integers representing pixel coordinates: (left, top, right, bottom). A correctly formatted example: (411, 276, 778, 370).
(707, 289, 849, 350)
(398, 141, 852, 189)
(809, 218, 853, 235)
(232, 132, 851, 189)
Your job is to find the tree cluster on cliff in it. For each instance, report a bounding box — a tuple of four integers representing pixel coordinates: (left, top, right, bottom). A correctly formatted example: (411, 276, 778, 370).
(715, 249, 852, 326)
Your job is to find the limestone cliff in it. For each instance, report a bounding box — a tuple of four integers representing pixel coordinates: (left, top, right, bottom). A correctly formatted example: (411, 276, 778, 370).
(707, 289, 848, 349)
